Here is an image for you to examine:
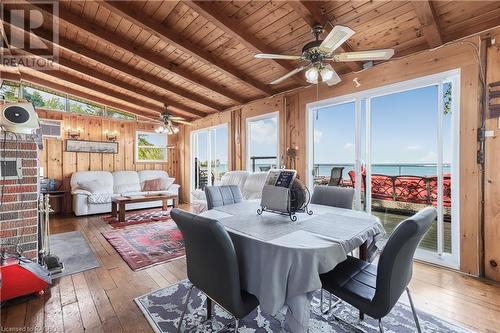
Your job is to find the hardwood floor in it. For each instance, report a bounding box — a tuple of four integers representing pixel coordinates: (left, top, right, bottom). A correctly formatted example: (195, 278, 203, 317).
(2, 205, 500, 333)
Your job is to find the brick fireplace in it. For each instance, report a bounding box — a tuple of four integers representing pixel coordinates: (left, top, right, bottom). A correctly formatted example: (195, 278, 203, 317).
(0, 133, 39, 260)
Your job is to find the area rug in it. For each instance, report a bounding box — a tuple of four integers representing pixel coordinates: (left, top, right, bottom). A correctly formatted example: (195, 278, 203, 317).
(102, 208, 172, 228)
(135, 280, 471, 333)
(50, 231, 100, 278)
(102, 221, 185, 271)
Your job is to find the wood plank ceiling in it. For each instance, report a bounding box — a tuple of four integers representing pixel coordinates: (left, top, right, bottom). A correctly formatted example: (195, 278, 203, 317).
(2, 1, 500, 121)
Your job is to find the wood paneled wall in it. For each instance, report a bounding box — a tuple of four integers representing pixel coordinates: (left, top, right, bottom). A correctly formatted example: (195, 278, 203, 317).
(178, 36, 486, 277)
(484, 32, 500, 281)
(37, 110, 179, 213)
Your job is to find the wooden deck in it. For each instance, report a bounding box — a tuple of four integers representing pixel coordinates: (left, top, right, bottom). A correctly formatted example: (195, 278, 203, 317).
(373, 210, 452, 253)
(1, 204, 500, 332)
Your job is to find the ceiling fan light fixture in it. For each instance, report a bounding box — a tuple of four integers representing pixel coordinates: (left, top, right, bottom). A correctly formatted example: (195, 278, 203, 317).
(305, 67, 319, 84)
(320, 67, 334, 82)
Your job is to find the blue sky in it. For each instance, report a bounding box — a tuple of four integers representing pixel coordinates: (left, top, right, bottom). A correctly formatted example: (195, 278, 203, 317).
(313, 84, 452, 165)
(193, 126, 229, 164)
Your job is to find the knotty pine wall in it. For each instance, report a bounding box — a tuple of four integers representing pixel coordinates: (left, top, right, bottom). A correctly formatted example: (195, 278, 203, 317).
(179, 35, 486, 277)
(37, 110, 180, 214)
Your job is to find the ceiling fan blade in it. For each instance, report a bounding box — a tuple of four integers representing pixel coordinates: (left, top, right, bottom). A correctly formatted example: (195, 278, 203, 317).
(321, 64, 342, 86)
(270, 66, 307, 85)
(255, 53, 302, 60)
(172, 119, 192, 126)
(319, 25, 355, 55)
(169, 116, 186, 120)
(333, 49, 395, 62)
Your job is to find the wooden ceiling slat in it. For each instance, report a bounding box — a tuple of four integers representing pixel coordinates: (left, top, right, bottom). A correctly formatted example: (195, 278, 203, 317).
(286, 0, 363, 72)
(3, 22, 206, 119)
(99, 1, 273, 96)
(29, 2, 244, 106)
(185, 1, 307, 85)
(411, 1, 444, 48)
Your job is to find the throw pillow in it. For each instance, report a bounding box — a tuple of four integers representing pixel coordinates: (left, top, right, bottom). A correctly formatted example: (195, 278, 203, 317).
(143, 178, 162, 191)
(161, 177, 175, 190)
(78, 180, 107, 194)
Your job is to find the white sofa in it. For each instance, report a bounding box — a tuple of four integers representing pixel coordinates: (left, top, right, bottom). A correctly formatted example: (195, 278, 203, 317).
(70, 170, 180, 216)
(191, 171, 268, 214)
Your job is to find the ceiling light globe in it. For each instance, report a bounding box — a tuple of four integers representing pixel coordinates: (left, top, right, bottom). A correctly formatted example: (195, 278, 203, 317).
(305, 67, 319, 84)
(320, 67, 334, 82)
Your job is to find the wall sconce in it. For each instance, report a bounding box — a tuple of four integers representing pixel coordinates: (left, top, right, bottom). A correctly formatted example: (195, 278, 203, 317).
(105, 130, 118, 142)
(67, 127, 81, 139)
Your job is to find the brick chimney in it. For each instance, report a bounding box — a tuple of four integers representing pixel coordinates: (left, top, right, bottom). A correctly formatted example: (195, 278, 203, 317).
(0, 133, 39, 260)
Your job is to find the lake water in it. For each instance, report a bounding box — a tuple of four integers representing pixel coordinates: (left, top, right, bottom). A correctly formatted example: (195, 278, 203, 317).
(207, 163, 451, 179)
(315, 164, 451, 178)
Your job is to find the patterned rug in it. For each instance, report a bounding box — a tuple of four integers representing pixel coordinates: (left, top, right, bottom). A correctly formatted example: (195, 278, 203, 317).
(135, 280, 471, 333)
(102, 208, 172, 228)
(102, 221, 185, 271)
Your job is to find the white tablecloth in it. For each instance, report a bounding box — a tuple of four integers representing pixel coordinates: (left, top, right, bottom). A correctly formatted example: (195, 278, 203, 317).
(201, 201, 384, 333)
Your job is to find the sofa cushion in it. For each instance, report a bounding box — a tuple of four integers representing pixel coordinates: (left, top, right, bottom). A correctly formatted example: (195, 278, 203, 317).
(71, 171, 113, 193)
(143, 178, 162, 191)
(191, 189, 206, 200)
(78, 180, 108, 194)
(242, 172, 268, 200)
(220, 171, 249, 190)
(88, 193, 113, 204)
(113, 171, 141, 194)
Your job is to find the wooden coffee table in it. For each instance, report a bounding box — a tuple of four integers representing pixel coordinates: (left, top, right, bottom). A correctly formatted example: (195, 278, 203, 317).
(111, 194, 178, 222)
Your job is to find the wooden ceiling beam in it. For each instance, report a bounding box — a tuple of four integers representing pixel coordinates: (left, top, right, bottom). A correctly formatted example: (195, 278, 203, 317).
(185, 1, 308, 86)
(3, 19, 207, 118)
(21, 3, 234, 110)
(411, 1, 444, 48)
(28, 1, 246, 105)
(99, 0, 273, 96)
(287, 0, 363, 72)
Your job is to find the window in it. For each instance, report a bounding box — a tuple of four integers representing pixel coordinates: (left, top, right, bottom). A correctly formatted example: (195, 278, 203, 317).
(0, 81, 20, 102)
(191, 124, 229, 191)
(22, 84, 66, 111)
(68, 97, 104, 116)
(307, 70, 460, 269)
(135, 131, 168, 163)
(1, 81, 137, 121)
(246, 112, 279, 172)
(106, 107, 136, 120)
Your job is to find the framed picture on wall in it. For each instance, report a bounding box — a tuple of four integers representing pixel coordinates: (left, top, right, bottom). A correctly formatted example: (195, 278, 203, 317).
(65, 139, 119, 154)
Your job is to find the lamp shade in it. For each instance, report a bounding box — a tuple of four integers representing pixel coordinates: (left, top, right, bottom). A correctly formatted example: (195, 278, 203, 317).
(305, 67, 319, 84)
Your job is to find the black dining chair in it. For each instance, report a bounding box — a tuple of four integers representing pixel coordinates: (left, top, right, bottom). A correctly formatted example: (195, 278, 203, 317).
(310, 185, 355, 312)
(328, 166, 345, 186)
(320, 207, 436, 333)
(170, 208, 259, 332)
(310, 185, 354, 209)
(205, 185, 243, 210)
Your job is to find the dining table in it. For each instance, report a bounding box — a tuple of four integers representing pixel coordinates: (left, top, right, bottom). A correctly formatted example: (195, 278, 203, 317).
(200, 200, 384, 333)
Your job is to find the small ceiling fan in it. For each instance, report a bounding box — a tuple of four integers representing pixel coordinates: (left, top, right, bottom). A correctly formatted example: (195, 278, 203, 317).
(255, 24, 395, 86)
(156, 105, 191, 135)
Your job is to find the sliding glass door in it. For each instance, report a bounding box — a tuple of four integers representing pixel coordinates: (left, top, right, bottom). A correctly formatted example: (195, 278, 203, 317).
(191, 124, 229, 191)
(308, 71, 460, 267)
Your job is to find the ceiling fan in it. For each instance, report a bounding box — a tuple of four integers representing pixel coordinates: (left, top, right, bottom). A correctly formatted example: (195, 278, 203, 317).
(155, 106, 191, 135)
(255, 24, 395, 86)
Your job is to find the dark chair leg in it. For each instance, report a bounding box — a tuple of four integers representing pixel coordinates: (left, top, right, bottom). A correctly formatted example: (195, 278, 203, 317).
(378, 319, 385, 333)
(406, 287, 422, 333)
(206, 297, 212, 320)
(177, 285, 194, 333)
(359, 311, 364, 320)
